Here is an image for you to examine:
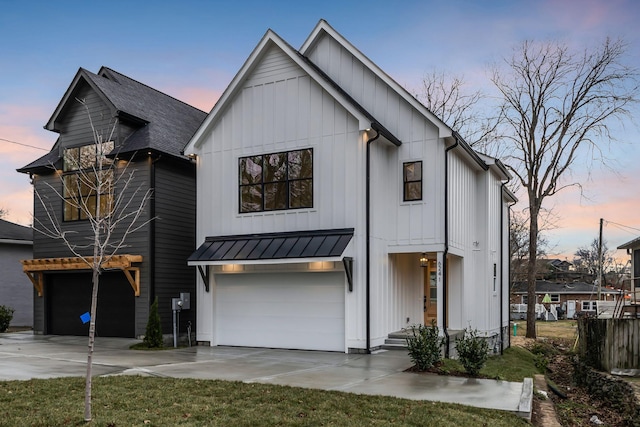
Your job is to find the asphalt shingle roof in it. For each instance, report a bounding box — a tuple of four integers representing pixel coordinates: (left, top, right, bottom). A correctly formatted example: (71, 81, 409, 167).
(0, 218, 32, 242)
(512, 280, 620, 295)
(18, 67, 206, 173)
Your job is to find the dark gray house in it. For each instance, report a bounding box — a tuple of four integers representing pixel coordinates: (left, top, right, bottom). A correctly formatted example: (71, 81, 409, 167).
(0, 219, 33, 328)
(18, 67, 206, 338)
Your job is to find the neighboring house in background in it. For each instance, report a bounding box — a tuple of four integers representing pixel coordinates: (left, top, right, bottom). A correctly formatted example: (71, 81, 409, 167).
(185, 20, 516, 354)
(510, 280, 621, 319)
(18, 67, 206, 338)
(617, 237, 640, 317)
(0, 219, 33, 327)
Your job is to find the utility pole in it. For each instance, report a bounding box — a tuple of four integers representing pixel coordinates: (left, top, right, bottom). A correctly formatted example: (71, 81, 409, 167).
(598, 218, 603, 300)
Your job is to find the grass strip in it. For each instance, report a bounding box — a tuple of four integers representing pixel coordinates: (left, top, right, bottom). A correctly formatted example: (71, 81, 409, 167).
(0, 376, 529, 426)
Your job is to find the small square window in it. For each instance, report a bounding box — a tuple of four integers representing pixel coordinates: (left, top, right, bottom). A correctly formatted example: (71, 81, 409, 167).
(403, 161, 422, 201)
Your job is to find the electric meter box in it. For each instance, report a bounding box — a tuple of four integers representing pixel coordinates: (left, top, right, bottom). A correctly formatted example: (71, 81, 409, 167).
(179, 292, 191, 310)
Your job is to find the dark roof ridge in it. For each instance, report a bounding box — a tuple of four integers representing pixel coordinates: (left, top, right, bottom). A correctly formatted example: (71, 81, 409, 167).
(98, 66, 206, 114)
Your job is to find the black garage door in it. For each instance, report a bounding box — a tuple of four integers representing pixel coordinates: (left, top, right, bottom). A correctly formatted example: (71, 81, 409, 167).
(46, 272, 135, 337)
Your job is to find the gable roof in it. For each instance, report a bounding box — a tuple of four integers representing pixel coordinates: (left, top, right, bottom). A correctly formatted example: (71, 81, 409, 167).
(0, 218, 32, 244)
(301, 20, 504, 175)
(512, 280, 619, 295)
(618, 236, 640, 250)
(301, 20, 452, 140)
(19, 67, 206, 173)
(184, 25, 402, 154)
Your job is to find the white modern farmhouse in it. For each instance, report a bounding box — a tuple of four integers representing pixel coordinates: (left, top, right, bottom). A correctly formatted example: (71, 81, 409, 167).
(184, 20, 516, 354)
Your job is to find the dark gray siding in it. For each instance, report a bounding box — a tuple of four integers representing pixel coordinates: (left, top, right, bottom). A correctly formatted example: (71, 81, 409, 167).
(0, 242, 33, 327)
(153, 159, 197, 335)
(29, 78, 198, 339)
(56, 83, 114, 148)
(31, 85, 154, 337)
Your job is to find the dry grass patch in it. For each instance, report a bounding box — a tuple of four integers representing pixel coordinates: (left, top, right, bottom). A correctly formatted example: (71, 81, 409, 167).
(511, 319, 578, 341)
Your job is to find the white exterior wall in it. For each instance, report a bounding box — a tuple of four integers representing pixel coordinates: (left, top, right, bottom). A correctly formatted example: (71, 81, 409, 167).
(189, 24, 513, 350)
(306, 31, 449, 346)
(192, 44, 371, 349)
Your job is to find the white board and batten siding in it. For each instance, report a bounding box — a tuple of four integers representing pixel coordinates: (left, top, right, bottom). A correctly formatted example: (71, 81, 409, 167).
(191, 23, 514, 351)
(192, 42, 369, 351)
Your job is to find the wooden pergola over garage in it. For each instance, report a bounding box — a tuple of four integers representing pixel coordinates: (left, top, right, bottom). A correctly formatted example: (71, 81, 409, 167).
(21, 254, 143, 297)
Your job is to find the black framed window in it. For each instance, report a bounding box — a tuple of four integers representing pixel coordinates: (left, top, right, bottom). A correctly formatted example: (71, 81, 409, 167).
(403, 161, 422, 201)
(62, 142, 114, 221)
(239, 148, 313, 213)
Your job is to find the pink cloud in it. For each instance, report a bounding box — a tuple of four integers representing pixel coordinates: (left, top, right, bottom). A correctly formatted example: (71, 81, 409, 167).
(0, 103, 53, 226)
(174, 86, 222, 113)
(539, 0, 635, 34)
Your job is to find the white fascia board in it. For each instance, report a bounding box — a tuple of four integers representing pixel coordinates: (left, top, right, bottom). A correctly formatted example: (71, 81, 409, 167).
(188, 256, 344, 267)
(301, 20, 453, 139)
(503, 186, 518, 204)
(184, 28, 372, 155)
(477, 152, 512, 181)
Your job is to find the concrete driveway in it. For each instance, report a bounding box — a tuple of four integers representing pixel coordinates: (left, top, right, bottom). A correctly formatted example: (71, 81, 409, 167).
(0, 332, 531, 419)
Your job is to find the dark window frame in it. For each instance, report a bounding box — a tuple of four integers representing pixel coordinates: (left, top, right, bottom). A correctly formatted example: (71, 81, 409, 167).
(238, 148, 313, 213)
(403, 160, 423, 201)
(62, 142, 115, 222)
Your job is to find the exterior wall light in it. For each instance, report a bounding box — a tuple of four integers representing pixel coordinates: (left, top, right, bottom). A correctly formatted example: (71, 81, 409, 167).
(420, 253, 428, 268)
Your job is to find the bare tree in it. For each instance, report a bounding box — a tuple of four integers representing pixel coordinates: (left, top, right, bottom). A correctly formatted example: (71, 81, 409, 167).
(573, 238, 614, 276)
(415, 70, 503, 154)
(492, 38, 639, 338)
(0, 207, 6, 218)
(33, 100, 153, 421)
(510, 210, 549, 284)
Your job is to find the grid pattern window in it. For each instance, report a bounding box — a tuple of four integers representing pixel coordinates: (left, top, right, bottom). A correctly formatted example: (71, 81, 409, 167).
(403, 161, 422, 201)
(62, 142, 115, 221)
(239, 148, 313, 213)
(582, 301, 597, 311)
(550, 294, 560, 303)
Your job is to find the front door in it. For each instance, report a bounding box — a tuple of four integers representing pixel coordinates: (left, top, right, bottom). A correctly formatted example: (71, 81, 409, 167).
(424, 260, 437, 325)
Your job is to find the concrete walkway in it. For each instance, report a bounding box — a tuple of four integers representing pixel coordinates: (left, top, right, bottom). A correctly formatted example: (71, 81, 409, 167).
(0, 332, 532, 419)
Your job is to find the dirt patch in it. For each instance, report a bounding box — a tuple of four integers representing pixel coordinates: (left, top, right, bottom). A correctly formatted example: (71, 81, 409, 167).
(544, 352, 628, 426)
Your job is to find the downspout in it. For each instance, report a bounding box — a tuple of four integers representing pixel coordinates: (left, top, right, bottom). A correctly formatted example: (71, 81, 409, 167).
(443, 137, 459, 358)
(149, 154, 159, 307)
(506, 192, 517, 352)
(365, 128, 380, 354)
(500, 182, 506, 355)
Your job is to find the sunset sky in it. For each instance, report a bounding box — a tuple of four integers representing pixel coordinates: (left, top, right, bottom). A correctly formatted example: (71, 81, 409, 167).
(1, 0, 639, 262)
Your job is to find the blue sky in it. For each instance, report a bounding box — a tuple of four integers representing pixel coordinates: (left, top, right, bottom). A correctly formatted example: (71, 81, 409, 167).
(2, 0, 640, 260)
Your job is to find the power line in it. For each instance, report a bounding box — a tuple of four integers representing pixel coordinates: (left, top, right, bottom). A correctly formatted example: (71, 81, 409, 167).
(0, 137, 48, 151)
(605, 220, 640, 234)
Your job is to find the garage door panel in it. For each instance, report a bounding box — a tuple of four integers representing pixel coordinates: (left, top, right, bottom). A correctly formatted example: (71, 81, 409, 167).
(47, 272, 135, 337)
(216, 272, 345, 351)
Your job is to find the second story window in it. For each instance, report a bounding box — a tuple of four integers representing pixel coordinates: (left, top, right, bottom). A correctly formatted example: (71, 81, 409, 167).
(239, 148, 313, 213)
(62, 142, 115, 221)
(403, 161, 422, 201)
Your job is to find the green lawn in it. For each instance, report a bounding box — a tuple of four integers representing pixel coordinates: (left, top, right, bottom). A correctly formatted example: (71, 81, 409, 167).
(0, 376, 529, 426)
(512, 319, 578, 340)
(433, 345, 542, 382)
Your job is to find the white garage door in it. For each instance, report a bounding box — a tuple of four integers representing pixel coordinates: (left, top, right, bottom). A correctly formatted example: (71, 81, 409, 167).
(216, 272, 345, 351)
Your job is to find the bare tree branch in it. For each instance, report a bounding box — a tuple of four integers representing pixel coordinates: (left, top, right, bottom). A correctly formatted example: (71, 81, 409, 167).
(492, 37, 639, 338)
(31, 99, 154, 420)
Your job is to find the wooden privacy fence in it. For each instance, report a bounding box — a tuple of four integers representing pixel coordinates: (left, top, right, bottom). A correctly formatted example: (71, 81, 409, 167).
(577, 318, 640, 373)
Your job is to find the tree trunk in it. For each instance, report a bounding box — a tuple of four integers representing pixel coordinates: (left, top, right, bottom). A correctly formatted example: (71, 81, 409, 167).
(526, 203, 539, 339)
(84, 266, 100, 421)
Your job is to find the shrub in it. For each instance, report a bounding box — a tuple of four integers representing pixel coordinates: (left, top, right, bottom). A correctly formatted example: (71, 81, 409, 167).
(405, 322, 444, 371)
(0, 305, 15, 332)
(455, 328, 489, 376)
(142, 297, 163, 348)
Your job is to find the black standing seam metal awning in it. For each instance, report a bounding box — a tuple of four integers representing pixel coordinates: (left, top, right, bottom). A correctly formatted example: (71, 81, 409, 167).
(188, 228, 354, 264)
(188, 228, 355, 293)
